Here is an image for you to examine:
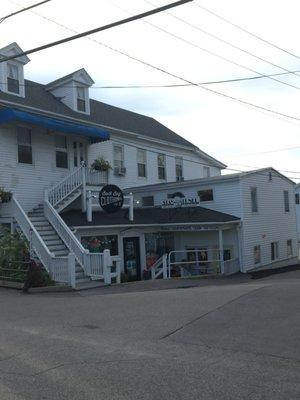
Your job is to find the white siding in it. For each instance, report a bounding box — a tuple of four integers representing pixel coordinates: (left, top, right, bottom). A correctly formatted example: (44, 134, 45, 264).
(88, 137, 222, 189)
(240, 171, 298, 271)
(0, 124, 88, 213)
(49, 82, 76, 111)
(133, 179, 242, 218)
(295, 185, 300, 241)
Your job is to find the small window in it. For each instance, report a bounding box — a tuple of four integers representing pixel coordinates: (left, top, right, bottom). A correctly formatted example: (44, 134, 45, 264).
(113, 145, 124, 172)
(251, 187, 258, 212)
(137, 149, 146, 178)
(198, 189, 213, 202)
(168, 192, 185, 199)
(175, 157, 183, 181)
(224, 249, 231, 261)
(77, 87, 86, 112)
(158, 154, 166, 180)
(287, 240, 293, 257)
(203, 166, 210, 178)
(271, 241, 279, 261)
(7, 63, 19, 94)
(254, 245, 261, 264)
(284, 190, 290, 212)
(142, 196, 154, 207)
(295, 193, 300, 205)
(55, 135, 68, 168)
(17, 127, 32, 164)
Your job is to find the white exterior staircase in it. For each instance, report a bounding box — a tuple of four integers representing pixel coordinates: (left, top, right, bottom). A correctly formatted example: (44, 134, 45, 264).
(11, 165, 120, 288)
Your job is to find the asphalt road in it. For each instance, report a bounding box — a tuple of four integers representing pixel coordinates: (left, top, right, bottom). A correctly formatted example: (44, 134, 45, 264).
(0, 271, 299, 400)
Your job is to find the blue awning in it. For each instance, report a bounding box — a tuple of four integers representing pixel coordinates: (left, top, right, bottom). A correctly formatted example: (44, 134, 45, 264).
(0, 107, 110, 143)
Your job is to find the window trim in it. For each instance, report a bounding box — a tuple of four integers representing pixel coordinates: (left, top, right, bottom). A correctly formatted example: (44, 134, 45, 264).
(284, 190, 290, 212)
(137, 148, 147, 178)
(175, 156, 183, 181)
(6, 62, 20, 95)
(76, 86, 87, 113)
(113, 144, 125, 174)
(55, 135, 69, 169)
(157, 153, 166, 180)
(17, 126, 33, 165)
(251, 187, 258, 213)
(197, 188, 214, 202)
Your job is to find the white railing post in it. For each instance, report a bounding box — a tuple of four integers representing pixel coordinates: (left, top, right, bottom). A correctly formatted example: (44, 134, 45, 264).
(218, 229, 225, 274)
(87, 190, 92, 222)
(163, 254, 168, 279)
(81, 166, 87, 212)
(68, 253, 76, 289)
(116, 259, 121, 284)
(103, 249, 112, 285)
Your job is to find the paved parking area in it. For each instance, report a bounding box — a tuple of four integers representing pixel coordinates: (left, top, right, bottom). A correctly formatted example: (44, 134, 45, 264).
(0, 271, 299, 399)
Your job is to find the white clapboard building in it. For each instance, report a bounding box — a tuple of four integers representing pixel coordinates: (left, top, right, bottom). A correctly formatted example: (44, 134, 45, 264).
(0, 43, 298, 286)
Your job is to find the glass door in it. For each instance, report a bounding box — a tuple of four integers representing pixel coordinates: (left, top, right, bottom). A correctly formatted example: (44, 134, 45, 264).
(123, 237, 141, 281)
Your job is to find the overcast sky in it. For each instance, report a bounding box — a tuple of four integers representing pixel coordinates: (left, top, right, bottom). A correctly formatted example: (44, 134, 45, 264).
(2, 0, 300, 181)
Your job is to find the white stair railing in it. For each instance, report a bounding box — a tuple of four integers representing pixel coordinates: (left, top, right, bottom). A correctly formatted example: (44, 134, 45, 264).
(48, 166, 84, 207)
(150, 254, 168, 280)
(11, 196, 74, 286)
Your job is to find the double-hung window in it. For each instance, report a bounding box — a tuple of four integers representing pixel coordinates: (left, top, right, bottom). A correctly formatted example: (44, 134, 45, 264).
(113, 145, 124, 174)
(251, 187, 258, 212)
(271, 241, 279, 261)
(287, 240, 293, 257)
(203, 166, 210, 178)
(137, 149, 146, 178)
(77, 87, 86, 112)
(175, 157, 183, 181)
(158, 154, 166, 180)
(295, 193, 300, 205)
(17, 127, 32, 164)
(284, 190, 290, 212)
(55, 135, 68, 168)
(7, 63, 19, 94)
(254, 245, 261, 265)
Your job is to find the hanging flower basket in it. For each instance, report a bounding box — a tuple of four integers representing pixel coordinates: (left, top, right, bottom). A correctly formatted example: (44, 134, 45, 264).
(0, 187, 12, 203)
(91, 157, 112, 172)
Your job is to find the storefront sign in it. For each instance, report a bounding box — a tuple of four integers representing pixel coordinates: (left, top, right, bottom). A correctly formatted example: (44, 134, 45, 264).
(161, 196, 200, 208)
(99, 184, 124, 213)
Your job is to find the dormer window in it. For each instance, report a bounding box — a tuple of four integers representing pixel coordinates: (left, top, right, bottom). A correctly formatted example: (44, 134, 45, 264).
(7, 63, 19, 94)
(77, 87, 86, 112)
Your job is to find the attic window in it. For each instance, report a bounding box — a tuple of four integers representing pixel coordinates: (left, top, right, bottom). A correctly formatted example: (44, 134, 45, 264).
(77, 87, 86, 112)
(7, 63, 19, 94)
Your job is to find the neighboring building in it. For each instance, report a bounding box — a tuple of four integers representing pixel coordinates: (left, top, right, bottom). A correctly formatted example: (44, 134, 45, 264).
(61, 168, 298, 279)
(295, 184, 300, 241)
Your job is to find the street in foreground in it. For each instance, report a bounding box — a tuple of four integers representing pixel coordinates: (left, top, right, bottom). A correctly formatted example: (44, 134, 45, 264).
(0, 271, 299, 400)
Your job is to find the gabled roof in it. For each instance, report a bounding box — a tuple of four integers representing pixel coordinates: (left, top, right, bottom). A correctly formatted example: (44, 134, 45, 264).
(45, 68, 94, 89)
(0, 42, 30, 64)
(0, 77, 225, 167)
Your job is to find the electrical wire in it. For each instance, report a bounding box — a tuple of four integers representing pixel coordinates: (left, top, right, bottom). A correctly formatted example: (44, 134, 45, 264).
(0, 0, 193, 62)
(0, 0, 50, 23)
(194, 1, 300, 61)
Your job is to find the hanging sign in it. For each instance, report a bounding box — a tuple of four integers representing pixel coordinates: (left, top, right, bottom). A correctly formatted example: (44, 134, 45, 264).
(99, 184, 124, 213)
(161, 196, 201, 209)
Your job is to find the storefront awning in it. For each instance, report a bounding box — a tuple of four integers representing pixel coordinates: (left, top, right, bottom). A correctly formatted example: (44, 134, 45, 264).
(0, 107, 110, 143)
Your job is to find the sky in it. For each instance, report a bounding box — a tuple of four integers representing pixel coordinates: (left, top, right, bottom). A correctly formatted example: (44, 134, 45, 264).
(1, 0, 300, 181)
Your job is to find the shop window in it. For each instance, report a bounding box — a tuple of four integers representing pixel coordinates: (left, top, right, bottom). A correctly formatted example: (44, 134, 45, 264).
(198, 189, 213, 202)
(81, 235, 118, 256)
(142, 196, 154, 207)
(17, 127, 32, 164)
(55, 135, 68, 168)
(145, 232, 174, 268)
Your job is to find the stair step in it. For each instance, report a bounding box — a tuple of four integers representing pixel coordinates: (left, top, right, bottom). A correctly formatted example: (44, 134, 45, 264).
(32, 221, 51, 228)
(43, 239, 64, 246)
(47, 244, 67, 251)
(53, 250, 70, 256)
(38, 231, 57, 237)
(30, 217, 48, 222)
(35, 226, 55, 232)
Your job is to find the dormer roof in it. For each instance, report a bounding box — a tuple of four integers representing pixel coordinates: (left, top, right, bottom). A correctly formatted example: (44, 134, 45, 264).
(45, 68, 94, 90)
(0, 42, 30, 65)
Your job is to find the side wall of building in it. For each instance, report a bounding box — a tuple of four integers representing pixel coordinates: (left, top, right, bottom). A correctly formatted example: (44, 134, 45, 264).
(240, 171, 298, 271)
(294, 185, 300, 241)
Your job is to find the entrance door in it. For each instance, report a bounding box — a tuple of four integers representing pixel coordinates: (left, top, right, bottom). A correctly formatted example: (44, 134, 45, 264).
(123, 237, 141, 281)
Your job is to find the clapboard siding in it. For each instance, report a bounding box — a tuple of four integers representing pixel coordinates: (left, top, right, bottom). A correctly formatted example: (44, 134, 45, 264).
(295, 185, 300, 241)
(133, 179, 242, 218)
(240, 171, 298, 271)
(88, 136, 222, 189)
(0, 124, 89, 213)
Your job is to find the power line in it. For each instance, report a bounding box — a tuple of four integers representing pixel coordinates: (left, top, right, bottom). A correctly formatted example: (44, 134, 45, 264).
(144, 0, 300, 80)
(0, 0, 193, 62)
(108, 0, 300, 92)
(0, 0, 50, 23)
(194, 1, 300, 61)
(224, 162, 300, 175)
(6, 0, 300, 127)
(226, 145, 300, 158)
